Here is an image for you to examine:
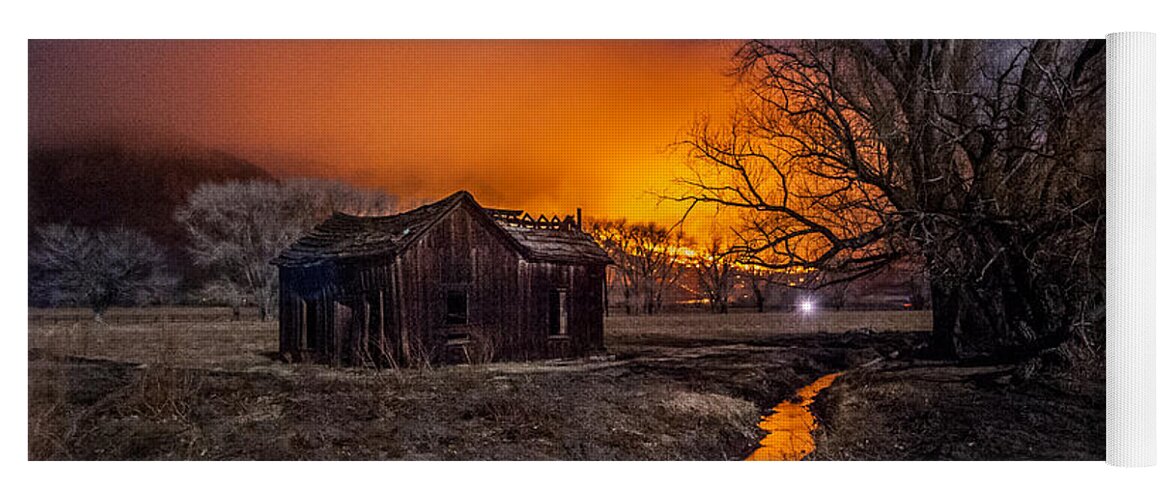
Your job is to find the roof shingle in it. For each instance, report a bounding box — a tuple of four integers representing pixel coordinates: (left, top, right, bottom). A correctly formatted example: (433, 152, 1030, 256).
(273, 191, 612, 267)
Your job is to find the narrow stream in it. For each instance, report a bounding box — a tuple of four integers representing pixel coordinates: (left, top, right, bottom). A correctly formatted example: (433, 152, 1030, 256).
(745, 372, 842, 461)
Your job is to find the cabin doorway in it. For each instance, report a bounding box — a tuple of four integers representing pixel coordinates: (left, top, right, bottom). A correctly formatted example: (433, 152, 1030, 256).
(303, 299, 319, 351)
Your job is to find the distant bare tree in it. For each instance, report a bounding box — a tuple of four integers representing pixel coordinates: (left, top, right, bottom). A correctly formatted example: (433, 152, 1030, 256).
(29, 225, 177, 321)
(589, 220, 640, 314)
(808, 271, 851, 311)
(632, 224, 691, 315)
(695, 237, 735, 313)
(175, 179, 396, 321)
(740, 265, 775, 313)
(589, 219, 691, 315)
(192, 279, 251, 320)
(672, 40, 1105, 359)
(738, 264, 810, 312)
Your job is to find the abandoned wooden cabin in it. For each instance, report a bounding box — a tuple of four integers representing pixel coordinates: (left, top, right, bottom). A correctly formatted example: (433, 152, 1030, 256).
(272, 191, 613, 366)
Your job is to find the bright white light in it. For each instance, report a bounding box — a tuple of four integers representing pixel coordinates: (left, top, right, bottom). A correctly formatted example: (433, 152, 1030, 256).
(799, 300, 814, 314)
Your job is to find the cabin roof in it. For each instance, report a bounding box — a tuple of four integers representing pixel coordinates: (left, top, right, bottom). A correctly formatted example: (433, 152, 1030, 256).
(273, 191, 612, 267)
(494, 223, 612, 264)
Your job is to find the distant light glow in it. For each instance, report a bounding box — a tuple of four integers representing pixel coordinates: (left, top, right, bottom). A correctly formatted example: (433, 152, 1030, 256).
(799, 299, 815, 314)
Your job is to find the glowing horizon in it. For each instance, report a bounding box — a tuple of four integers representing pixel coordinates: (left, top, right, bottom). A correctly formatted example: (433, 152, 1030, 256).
(29, 40, 744, 240)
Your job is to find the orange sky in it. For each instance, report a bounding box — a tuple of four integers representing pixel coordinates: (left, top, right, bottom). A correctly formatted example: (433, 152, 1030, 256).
(29, 40, 743, 239)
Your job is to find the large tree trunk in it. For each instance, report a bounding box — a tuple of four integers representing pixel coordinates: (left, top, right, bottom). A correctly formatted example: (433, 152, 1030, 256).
(91, 300, 110, 324)
(257, 302, 269, 322)
(926, 278, 959, 359)
(752, 283, 765, 313)
(253, 284, 274, 322)
(926, 242, 1072, 362)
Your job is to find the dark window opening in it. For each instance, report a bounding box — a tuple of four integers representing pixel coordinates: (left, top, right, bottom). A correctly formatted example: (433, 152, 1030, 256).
(446, 290, 468, 325)
(548, 289, 567, 337)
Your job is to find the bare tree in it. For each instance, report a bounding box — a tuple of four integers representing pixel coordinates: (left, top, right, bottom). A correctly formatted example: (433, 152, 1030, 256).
(634, 224, 691, 315)
(589, 219, 691, 315)
(739, 264, 810, 313)
(29, 225, 177, 321)
(695, 236, 735, 313)
(672, 40, 1105, 359)
(175, 179, 396, 321)
(589, 219, 641, 315)
(740, 264, 775, 313)
(192, 279, 251, 320)
(808, 270, 850, 311)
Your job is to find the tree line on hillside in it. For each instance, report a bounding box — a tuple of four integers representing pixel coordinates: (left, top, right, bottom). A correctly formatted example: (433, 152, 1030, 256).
(28, 140, 276, 250)
(28, 179, 395, 321)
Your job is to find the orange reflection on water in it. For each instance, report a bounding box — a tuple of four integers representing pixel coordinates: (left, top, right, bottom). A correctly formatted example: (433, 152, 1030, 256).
(745, 372, 842, 461)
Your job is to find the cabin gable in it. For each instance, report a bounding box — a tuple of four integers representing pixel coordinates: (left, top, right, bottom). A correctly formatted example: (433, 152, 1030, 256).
(393, 201, 528, 363)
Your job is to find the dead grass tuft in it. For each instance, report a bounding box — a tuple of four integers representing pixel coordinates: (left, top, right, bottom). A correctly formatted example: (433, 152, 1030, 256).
(121, 327, 204, 421)
(28, 362, 71, 460)
(660, 391, 756, 423)
(122, 364, 202, 421)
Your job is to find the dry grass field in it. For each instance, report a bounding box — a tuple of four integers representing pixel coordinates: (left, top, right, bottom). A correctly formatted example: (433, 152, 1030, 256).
(809, 358, 1105, 460)
(28, 308, 1101, 460)
(28, 308, 927, 460)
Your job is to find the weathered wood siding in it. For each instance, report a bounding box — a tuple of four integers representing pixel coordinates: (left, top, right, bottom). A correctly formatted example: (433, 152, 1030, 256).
(278, 260, 399, 365)
(516, 261, 606, 358)
(393, 203, 524, 363)
(278, 203, 607, 366)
